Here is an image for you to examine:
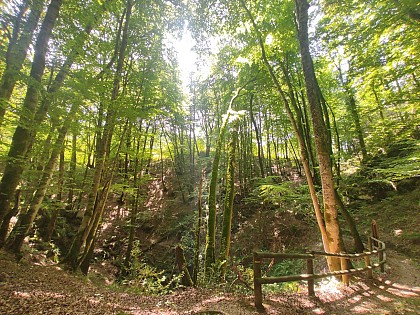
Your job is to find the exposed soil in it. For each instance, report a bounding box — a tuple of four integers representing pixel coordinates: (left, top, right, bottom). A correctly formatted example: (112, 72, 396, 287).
(1, 149, 419, 314)
(0, 249, 418, 315)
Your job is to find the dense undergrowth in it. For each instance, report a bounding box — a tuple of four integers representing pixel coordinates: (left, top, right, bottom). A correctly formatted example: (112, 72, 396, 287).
(8, 137, 420, 297)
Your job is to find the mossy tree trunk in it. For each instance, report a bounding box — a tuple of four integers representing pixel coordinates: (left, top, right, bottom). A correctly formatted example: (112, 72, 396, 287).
(218, 121, 239, 279)
(0, 0, 101, 239)
(205, 111, 230, 273)
(193, 170, 204, 284)
(205, 88, 243, 274)
(175, 245, 193, 287)
(5, 107, 73, 253)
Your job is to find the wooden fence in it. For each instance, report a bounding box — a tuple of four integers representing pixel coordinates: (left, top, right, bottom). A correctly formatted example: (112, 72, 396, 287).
(253, 236, 386, 309)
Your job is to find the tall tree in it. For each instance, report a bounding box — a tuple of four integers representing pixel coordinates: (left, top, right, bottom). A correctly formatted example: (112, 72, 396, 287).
(218, 120, 239, 279)
(0, 0, 105, 244)
(0, 0, 62, 229)
(0, 0, 44, 128)
(295, 0, 343, 271)
(205, 86, 243, 273)
(238, 0, 330, 252)
(64, 0, 133, 271)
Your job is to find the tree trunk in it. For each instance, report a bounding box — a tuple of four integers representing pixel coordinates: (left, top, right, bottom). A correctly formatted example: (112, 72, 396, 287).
(193, 170, 204, 284)
(337, 65, 367, 161)
(219, 122, 238, 279)
(334, 189, 364, 252)
(64, 0, 132, 271)
(122, 131, 142, 276)
(79, 121, 129, 272)
(0, 190, 21, 247)
(175, 245, 193, 287)
(240, 0, 330, 253)
(295, 0, 344, 271)
(0, 0, 62, 226)
(5, 102, 76, 253)
(205, 89, 242, 274)
(249, 94, 265, 178)
(67, 132, 78, 204)
(44, 149, 65, 242)
(0, 0, 43, 128)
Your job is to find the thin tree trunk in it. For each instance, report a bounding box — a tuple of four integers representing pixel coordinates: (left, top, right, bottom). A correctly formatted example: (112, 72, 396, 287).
(219, 122, 238, 279)
(64, 0, 132, 271)
(44, 148, 65, 242)
(0, 0, 43, 128)
(193, 170, 204, 285)
(5, 102, 76, 253)
(67, 132, 78, 204)
(249, 94, 265, 178)
(79, 121, 129, 273)
(337, 66, 367, 161)
(205, 88, 243, 273)
(0, 0, 62, 226)
(334, 189, 364, 252)
(122, 130, 142, 276)
(240, 0, 330, 252)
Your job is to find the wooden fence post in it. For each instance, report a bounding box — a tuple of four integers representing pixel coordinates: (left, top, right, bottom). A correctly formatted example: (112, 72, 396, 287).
(365, 237, 373, 279)
(340, 257, 349, 286)
(372, 220, 384, 272)
(307, 257, 315, 297)
(371, 220, 379, 247)
(379, 249, 385, 273)
(253, 252, 263, 309)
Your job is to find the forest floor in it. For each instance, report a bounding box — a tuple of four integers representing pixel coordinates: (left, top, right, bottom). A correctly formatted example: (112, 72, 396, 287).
(0, 248, 419, 315)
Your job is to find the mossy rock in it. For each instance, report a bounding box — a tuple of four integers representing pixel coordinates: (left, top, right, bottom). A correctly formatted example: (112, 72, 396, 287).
(363, 180, 396, 200)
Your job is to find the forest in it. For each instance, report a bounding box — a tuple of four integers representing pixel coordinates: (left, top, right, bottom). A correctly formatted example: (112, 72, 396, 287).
(0, 0, 419, 314)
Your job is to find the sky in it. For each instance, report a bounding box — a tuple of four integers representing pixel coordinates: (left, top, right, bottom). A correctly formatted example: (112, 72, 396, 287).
(169, 29, 198, 92)
(169, 26, 217, 93)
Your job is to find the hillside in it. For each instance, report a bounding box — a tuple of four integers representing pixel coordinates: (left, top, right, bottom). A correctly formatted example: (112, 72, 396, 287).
(1, 141, 419, 314)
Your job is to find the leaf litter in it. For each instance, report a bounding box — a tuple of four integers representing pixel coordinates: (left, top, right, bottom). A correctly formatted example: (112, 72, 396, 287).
(0, 250, 419, 314)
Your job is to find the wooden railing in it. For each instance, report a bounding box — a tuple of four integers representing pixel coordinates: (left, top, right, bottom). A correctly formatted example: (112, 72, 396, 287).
(253, 236, 386, 309)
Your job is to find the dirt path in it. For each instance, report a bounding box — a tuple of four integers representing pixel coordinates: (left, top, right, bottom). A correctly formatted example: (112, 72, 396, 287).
(0, 250, 418, 315)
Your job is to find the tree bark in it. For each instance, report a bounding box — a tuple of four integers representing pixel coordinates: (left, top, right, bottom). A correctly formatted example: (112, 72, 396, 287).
(5, 102, 76, 253)
(64, 0, 132, 271)
(193, 170, 204, 284)
(249, 94, 265, 178)
(219, 121, 238, 279)
(175, 245, 193, 287)
(295, 0, 343, 271)
(0, 0, 43, 128)
(0, 190, 20, 247)
(122, 134, 142, 277)
(0, 0, 62, 227)
(239, 0, 330, 253)
(44, 149, 65, 242)
(205, 88, 242, 274)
